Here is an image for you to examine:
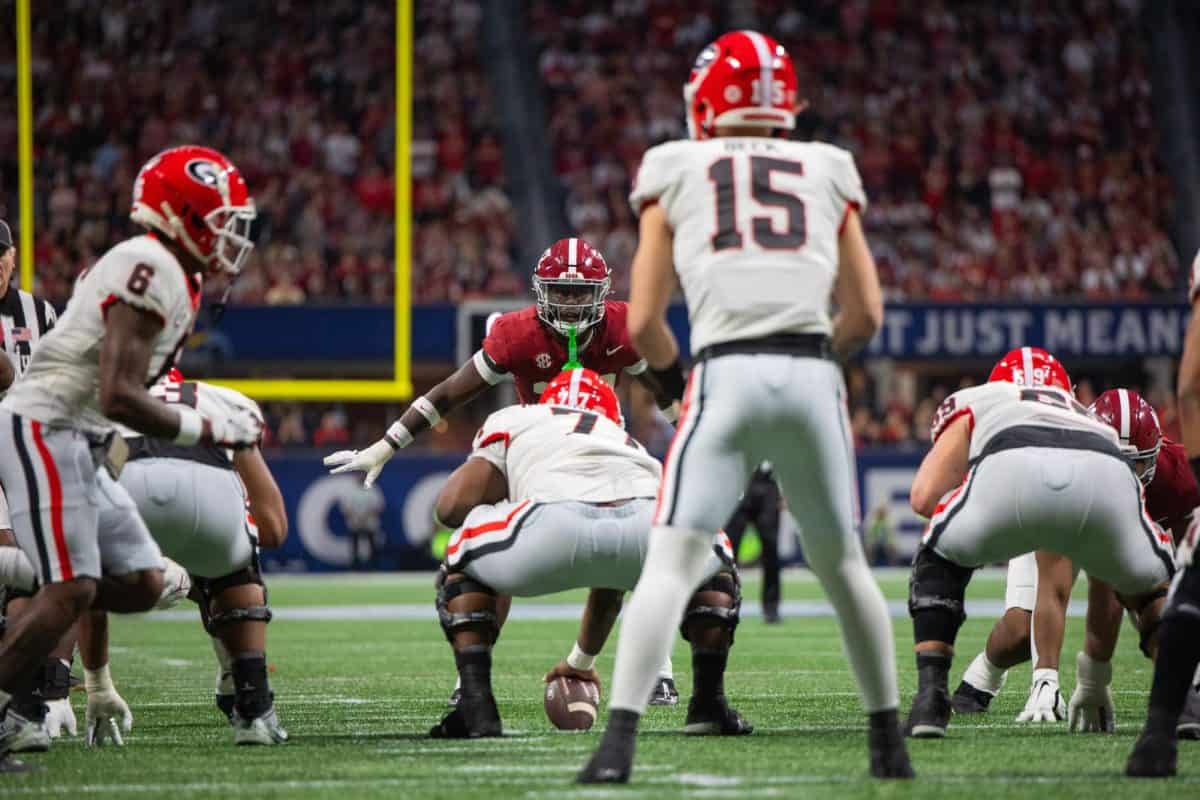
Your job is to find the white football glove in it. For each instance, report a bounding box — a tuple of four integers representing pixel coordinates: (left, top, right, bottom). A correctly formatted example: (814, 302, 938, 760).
(154, 557, 192, 610)
(206, 402, 263, 449)
(1016, 669, 1066, 722)
(323, 438, 396, 488)
(44, 698, 78, 738)
(85, 666, 132, 747)
(1068, 651, 1115, 733)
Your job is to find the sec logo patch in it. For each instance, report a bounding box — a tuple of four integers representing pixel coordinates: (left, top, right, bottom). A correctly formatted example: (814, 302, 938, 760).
(536, 353, 553, 369)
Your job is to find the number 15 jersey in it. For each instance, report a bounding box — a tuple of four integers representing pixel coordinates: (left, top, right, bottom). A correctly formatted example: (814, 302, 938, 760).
(469, 404, 662, 504)
(630, 137, 866, 353)
(2, 235, 201, 436)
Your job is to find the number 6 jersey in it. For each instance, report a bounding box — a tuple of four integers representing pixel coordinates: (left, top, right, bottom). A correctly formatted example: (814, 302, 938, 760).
(469, 404, 662, 504)
(2, 234, 201, 436)
(630, 137, 866, 353)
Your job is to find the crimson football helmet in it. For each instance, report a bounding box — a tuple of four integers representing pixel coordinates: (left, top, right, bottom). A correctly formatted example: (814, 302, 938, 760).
(988, 346, 1072, 392)
(532, 237, 611, 335)
(131, 145, 256, 276)
(539, 368, 622, 426)
(1091, 388, 1162, 485)
(684, 30, 799, 141)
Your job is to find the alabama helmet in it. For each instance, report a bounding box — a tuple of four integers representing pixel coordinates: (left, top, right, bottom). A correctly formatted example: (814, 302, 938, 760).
(532, 237, 612, 335)
(539, 368, 622, 426)
(1091, 388, 1162, 485)
(988, 346, 1072, 392)
(131, 145, 256, 276)
(684, 30, 799, 140)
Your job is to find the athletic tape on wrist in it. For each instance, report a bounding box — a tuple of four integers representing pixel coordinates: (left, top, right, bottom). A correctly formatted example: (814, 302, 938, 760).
(173, 407, 204, 446)
(385, 420, 414, 450)
(84, 664, 114, 694)
(566, 642, 595, 671)
(412, 395, 441, 427)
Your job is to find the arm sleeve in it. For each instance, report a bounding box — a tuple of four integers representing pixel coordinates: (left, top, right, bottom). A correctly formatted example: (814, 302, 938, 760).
(831, 148, 868, 217)
(629, 144, 677, 216)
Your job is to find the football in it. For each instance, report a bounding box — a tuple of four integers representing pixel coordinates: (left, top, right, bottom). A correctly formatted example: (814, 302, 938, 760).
(544, 676, 600, 731)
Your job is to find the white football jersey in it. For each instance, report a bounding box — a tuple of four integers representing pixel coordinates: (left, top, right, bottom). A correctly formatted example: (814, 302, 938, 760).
(1190, 248, 1200, 303)
(630, 137, 866, 353)
(2, 235, 200, 435)
(469, 404, 661, 504)
(931, 381, 1119, 460)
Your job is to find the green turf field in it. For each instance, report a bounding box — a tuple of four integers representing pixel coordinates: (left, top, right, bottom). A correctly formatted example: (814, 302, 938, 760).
(3, 568, 1193, 798)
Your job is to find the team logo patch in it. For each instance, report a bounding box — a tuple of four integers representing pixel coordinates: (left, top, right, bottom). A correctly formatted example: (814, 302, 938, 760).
(185, 159, 222, 188)
(536, 353, 553, 369)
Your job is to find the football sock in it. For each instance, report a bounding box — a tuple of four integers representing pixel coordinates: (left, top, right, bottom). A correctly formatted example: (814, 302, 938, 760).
(609, 526, 715, 714)
(691, 648, 728, 704)
(961, 651, 1006, 695)
(9, 662, 46, 721)
(1145, 616, 1200, 734)
(232, 652, 272, 719)
(916, 653, 952, 694)
(657, 655, 674, 681)
(593, 707, 639, 762)
(454, 645, 493, 699)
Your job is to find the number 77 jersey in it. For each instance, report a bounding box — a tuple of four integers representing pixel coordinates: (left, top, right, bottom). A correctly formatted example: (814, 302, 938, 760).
(2, 234, 201, 436)
(630, 137, 866, 354)
(469, 404, 662, 504)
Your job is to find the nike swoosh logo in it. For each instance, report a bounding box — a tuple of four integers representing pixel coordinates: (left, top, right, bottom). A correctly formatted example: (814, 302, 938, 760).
(606, 346, 623, 356)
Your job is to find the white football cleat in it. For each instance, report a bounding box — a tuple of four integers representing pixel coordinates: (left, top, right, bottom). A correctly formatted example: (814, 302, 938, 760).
(233, 707, 289, 746)
(7, 711, 49, 754)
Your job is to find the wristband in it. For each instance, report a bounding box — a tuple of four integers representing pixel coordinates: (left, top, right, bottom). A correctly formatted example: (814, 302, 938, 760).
(412, 395, 442, 427)
(173, 406, 204, 446)
(649, 358, 687, 404)
(84, 664, 114, 694)
(385, 420, 414, 450)
(566, 642, 596, 671)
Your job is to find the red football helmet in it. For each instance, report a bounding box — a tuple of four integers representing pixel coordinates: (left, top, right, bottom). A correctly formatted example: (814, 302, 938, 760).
(130, 145, 256, 276)
(684, 30, 799, 140)
(532, 237, 611, 335)
(988, 347, 1072, 392)
(1091, 388, 1162, 485)
(539, 368, 622, 426)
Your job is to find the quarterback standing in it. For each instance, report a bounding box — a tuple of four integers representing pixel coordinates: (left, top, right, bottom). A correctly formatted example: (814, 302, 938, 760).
(0, 146, 262, 771)
(579, 31, 911, 782)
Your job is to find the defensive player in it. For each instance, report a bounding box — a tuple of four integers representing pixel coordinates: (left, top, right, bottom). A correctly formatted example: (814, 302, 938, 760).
(579, 31, 912, 783)
(954, 387, 1200, 731)
(723, 463, 783, 623)
(904, 348, 1174, 739)
(0, 146, 263, 771)
(1127, 249, 1200, 776)
(325, 236, 685, 704)
(429, 367, 747, 739)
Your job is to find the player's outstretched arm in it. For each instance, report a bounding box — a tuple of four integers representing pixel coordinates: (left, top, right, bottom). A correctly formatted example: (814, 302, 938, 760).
(910, 414, 970, 517)
(324, 360, 491, 487)
(434, 457, 508, 529)
(234, 446, 288, 548)
(545, 588, 624, 688)
(628, 204, 687, 403)
(831, 208, 883, 360)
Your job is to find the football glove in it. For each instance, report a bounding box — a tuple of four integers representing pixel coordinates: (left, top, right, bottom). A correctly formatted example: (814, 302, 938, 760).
(1068, 651, 1115, 733)
(205, 403, 263, 449)
(324, 438, 396, 488)
(44, 698, 77, 739)
(85, 666, 132, 747)
(1016, 669, 1066, 723)
(154, 557, 191, 610)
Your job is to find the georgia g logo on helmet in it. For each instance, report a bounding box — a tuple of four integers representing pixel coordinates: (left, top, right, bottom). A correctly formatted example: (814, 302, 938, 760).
(185, 159, 223, 189)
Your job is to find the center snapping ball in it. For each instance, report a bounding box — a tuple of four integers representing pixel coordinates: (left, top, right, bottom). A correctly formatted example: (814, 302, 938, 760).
(544, 676, 600, 731)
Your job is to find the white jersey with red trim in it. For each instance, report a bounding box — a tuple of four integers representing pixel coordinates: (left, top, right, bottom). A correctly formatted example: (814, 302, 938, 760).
(2, 235, 200, 436)
(1190, 248, 1200, 303)
(629, 137, 866, 353)
(931, 381, 1118, 461)
(469, 404, 661, 504)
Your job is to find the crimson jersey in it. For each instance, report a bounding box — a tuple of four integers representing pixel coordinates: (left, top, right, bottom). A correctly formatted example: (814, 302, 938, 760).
(472, 301, 648, 403)
(1145, 439, 1200, 541)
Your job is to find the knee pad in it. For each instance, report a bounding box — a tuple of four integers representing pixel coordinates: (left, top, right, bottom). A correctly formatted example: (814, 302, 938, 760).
(194, 567, 269, 633)
(435, 570, 499, 644)
(681, 571, 741, 645)
(909, 545, 972, 645)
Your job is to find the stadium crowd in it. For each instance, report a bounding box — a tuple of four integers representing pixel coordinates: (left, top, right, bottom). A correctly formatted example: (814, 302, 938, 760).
(0, 0, 520, 306)
(529, 0, 1178, 302)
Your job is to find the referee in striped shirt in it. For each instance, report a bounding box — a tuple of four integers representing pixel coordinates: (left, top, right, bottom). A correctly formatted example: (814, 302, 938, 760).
(0, 219, 56, 389)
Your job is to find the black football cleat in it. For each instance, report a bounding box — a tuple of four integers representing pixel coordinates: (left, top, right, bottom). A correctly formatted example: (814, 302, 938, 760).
(647, 677, 679, 706)
(1126, 729, 1177, 778)
(905, 686, 951, 738)
(1176, 686, 1200, 740)
(950, 681, 994, 714)
(683, 696, 753, 736)
(577, 739, 634, 784)
(447, 686, 462, 709)
(869, 717, 915, 779)
(429, 693, 501, 739)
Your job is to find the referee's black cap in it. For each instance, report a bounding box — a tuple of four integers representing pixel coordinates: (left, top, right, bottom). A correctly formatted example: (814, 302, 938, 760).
(0, 220, 11, 249)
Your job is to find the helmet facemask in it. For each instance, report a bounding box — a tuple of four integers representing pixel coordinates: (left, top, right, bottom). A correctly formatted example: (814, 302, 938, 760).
(533, 276, 610, 335)
(1125, 442, 1161, 486)
(208, 203, 257, 276)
